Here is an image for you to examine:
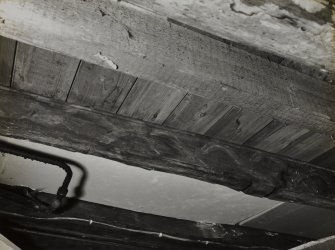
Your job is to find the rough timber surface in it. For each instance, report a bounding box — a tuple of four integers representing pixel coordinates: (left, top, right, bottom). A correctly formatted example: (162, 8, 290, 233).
(0, 36, 16, 87)
(12, 42, 80, 101)
(67, 61, 137, 113)
(1, 87, 335, 209)
(1, 0, 335, 136)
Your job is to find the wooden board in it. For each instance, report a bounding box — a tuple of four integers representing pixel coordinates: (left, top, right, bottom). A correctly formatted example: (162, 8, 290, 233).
(279, 132, 335, 162)
(165, 94, 272, 143)
(2, 87, 335, 208)
(118, 79, 186, 124)
(0, 36, 16, 87)
(311, 148, 335, 170)
(245, 124, 310, 153)
(164, 94, 232, 134)
(67, 61, 137, 113)
(12, 42, 80, 101)
(205, 108, 272, 144)
(1, 0, 335, 135)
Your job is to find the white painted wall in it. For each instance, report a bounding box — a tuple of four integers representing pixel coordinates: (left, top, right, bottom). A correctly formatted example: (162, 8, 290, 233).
(0, 136, 280, 224)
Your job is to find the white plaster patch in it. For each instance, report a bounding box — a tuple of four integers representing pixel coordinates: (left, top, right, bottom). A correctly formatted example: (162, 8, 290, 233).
(94, 52, 118, 70)
(292, 0, 326, 13)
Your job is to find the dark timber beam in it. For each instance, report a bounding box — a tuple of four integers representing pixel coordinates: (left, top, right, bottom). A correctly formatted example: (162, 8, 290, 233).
(0, 0, 335, 136)
(1, 87, 335, 209)
(0, 184, 309, 250)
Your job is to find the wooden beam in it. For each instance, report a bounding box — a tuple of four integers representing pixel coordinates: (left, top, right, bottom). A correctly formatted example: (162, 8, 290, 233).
(1, 87, 335, 209)
(0, 0, 335, 136)
(0, 185, 309, 250)
(0, 184, 309, 250)
(124, 0, 335, 81)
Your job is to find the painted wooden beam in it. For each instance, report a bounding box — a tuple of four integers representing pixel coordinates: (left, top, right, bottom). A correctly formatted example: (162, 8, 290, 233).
(0, 0, 335, 136)
(0, 184, 309, 250)
(1, 87, 335, 209)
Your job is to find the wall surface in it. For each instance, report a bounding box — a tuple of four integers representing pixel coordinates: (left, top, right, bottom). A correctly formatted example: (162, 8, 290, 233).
(0, 136, 279, 224)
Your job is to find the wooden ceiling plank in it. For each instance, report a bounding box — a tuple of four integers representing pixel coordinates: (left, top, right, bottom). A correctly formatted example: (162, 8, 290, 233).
(117, 79, 186, 124)
(67, 61, 137, 113)
(205, 109, 273, 144)
(311, 147, 335, 170)
(164, 94, 232, 134)
(245, 124, 310, 153)
(279, 132, 335, 162)
(245, 120, 285, 146)
(1, 1, 335, 135)
(0, 36, 16, 87)
(12, 42, 80, 101)
(2, 87, 335, 208)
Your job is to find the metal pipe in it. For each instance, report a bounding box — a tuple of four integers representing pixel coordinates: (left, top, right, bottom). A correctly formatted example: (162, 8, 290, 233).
(0, 140, 73, 212)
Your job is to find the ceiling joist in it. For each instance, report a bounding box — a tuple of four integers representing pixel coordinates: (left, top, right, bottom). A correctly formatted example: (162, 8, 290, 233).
(1, 87, 335, 209)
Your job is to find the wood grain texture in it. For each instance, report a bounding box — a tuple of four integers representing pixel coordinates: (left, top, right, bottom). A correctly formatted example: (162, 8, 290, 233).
(1, 0, 335, 135)
(12, 42, 80, 101)
(164, 93, 232, 134)
(205, 108, 272, 144)
(118, 79, 186, 124)
(124, 0, 335, 82)
(245, 120, 285, 146)
(245, 124, 310, 153)
(2, 87, 335, 209)
(279, 132, 335, 162)
(0, 36, 16, 87)
(67, 62, 137, 112)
